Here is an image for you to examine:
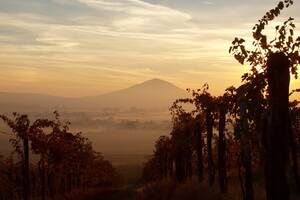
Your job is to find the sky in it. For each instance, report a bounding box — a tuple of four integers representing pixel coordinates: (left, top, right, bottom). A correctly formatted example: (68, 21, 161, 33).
(0, 0, 300, 97)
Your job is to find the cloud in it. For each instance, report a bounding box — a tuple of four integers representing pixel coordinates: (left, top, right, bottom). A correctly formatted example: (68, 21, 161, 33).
(76, 0, 191, 18)
(202, 1, 214, 5)
(75, 0, 192, 33)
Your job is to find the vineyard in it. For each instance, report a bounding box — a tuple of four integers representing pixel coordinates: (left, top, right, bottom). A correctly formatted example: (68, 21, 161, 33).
(1, 1, 300, 200)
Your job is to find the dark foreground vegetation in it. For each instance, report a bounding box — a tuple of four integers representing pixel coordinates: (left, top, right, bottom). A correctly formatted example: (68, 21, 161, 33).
(1, 1, 300, 200)
(0, 111, 122, 200)
(142, 1, 300, 200)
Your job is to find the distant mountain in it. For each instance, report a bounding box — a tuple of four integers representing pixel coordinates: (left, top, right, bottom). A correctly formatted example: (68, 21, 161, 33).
(78, 79, 188, 110)
(0, 79, 188, 112)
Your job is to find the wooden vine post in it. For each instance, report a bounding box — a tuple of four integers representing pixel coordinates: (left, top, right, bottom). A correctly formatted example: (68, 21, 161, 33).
(265, 52, 290, 200)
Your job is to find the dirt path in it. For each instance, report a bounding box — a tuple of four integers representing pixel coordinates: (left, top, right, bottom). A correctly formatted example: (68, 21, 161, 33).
(84, 185, 137, 200)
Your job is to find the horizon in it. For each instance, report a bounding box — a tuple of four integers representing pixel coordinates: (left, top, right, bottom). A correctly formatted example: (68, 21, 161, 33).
(0, 78, 185, 98)
(1, 0, 300, 98)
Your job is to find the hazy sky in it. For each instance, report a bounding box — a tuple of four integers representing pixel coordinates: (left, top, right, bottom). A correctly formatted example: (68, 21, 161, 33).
(0, 0, 300, 97)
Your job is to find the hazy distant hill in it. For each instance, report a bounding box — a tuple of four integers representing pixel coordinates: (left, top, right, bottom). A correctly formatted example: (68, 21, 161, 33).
(0, 79, 187, 112)
(0, 92, 72, 112)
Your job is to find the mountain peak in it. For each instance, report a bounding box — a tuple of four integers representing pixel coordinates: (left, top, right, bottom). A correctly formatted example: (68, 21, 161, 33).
(131, 78, 180, 90)
(145, 78, 169, 83)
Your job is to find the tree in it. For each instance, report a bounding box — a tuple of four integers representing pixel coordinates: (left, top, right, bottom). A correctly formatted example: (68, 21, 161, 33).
(0, 113, 53, 200)
(169, 105, 194, 182)
(193, 114, 205, 182)
(187, 84, 217, 186)
(215, 89, 235, 193)
(0, 111, 121, 200)
(154, 136, 172, 179)
(289, 98, 300, 192)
